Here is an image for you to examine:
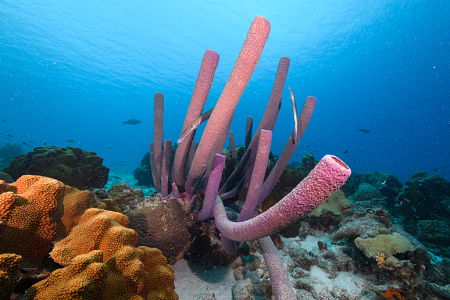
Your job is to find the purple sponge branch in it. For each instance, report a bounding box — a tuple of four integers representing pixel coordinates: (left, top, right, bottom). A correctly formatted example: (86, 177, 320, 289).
(256, 96, 317, 207)
(185, 16, 271, 196)
(161, 139, 172, 197)
(197, 154, 226, 220)
(244, 116, 253, 152)
(238, 129, 272, 222)
(221, 129, 272, 255)
(229, 131, 238, 168)
(258, 236, 296, 300)
(214, 155, 351, 242)
(153, 93, 164, 177)
(149, 142, 161, 193)
(219, 57, 289, 194)
(173, 49, 219, 187)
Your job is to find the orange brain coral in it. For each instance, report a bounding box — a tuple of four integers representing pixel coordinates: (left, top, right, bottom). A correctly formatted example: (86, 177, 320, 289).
(0, 175, 65, 267)
(51, 208, 138, 266)
(61, 185, 91, 236)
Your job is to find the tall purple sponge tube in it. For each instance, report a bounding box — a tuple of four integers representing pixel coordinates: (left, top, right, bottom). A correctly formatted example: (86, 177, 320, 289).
(214, 155, 351, 242)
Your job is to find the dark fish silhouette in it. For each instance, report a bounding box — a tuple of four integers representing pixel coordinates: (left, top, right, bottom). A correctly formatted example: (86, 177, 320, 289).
(343, 150, 348, 154)
(66, 140, 76, 143)
(1, 120, 6, 122)
(122, 119, 141, 125)
(5, 134, 13, 137)
(359, 129, 371, 133)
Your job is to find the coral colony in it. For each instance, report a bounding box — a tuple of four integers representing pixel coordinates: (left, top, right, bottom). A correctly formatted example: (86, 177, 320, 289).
(149, 16, 351, 299)
(0, 16, 354, 300)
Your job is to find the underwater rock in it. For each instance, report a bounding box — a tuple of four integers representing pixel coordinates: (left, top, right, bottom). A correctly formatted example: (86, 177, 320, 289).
(359, 172, 403, 208)
(395, 172, 450, 222)
(3, 146, 109, 190)
(107, 182, 143, 211)
(0, 171, 13, 183)
(132, 152, 154, 187)
(349, 183, 386, 208)
(416, 220, 450, 257)
(0, 143, 23, 166)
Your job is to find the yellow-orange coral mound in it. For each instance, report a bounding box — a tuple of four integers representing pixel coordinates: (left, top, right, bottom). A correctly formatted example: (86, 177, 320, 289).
(0, 175, 65, 267)
(0, 253, 22, 300)
(103, 246, 178, 300)
(51, 208, 138, 266)
(25, 250, 108, 300)
(27, 247, 178, 300)
(61, 185, 91, 236)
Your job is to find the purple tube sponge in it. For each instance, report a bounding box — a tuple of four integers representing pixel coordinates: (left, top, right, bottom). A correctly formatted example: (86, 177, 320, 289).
(258, 236, 296, 300)
(214, 155, 351, 242)
(197, 154, 225, 220)
(185, 16, 271, 195)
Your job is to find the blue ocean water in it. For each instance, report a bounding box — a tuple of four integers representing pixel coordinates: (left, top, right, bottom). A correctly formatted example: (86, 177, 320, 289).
(1, 0, 449, 184)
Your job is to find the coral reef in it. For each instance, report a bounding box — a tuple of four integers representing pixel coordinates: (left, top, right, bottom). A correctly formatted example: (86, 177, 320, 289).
(3, 146, 109, 190)
(0, 175, 65, 268)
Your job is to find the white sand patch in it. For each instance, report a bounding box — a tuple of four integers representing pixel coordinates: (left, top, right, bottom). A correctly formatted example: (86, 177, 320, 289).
(173, 259, 236, 300)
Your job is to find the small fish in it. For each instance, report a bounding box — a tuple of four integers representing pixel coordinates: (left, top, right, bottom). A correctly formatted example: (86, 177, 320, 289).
(177, 107, 214, 144)
(433, 169, 438, 171)
(108, 147, 113, 149)
(66, 140, 76, 143)
(5, 134, 13, 137)
(411, 207, 417, 212)
(444, 166, 449, 169)
(403, 198, 411, 203)
(119, 161, 125, 163)
(22, 142, 33, 148)
(359, 150, 364, 152)
(288, 86, 299, 142)
(1, 120, 6, 122)
(359, 129, 371, 133)
(122, 119, 142, 125)
(44, 143, 47, 145)
(343, 150, 348, 154)
(28, 141, 33, 143)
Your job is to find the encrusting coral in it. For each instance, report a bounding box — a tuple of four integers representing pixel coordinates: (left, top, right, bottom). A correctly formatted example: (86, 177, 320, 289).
(354, 232, 414, 258)
(307, 189, 354, 217)
(0, 175, 65, 268)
